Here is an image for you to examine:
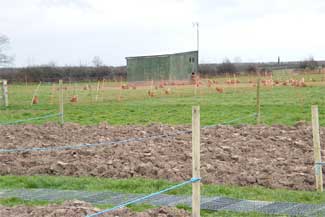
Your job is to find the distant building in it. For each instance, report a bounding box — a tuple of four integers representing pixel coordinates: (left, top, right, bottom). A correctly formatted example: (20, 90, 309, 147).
(126, 51, 198, 82)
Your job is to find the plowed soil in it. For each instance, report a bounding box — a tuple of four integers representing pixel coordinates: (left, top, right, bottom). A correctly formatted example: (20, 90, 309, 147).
(0, 122, 321, 190)
(0, 201, 190, 217)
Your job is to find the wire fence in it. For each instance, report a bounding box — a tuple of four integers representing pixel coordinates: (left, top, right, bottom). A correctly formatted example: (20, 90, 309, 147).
(86, 178, 201, 217)
(0, 111, 259, 216)
(0, 129, 187, 153)
(0, 113, 62, 126)
(0, 112, 257, 154)
(202, 113, 257, 129)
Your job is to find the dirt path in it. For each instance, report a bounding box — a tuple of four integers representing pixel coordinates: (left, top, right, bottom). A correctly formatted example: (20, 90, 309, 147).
(0, 122, 320, 190)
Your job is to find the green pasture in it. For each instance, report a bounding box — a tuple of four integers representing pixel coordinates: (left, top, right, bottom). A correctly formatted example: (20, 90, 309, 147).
(1, 75, 325, 126)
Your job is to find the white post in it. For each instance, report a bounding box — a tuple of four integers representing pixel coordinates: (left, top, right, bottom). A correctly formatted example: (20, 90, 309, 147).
(192, 106, 200, 217)
(2, 80, 8, 107)
(256, 77, 261, 124)
(312, 105, 323, 192)
(30, 81, 41, 106)
(95, 80, 100, 102)
(59, 80, 64, 126)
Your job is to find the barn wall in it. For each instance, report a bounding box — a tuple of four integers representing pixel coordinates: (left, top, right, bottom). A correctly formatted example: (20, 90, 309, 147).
(169, 51, 198, 80)
(126, 51, 198, 82)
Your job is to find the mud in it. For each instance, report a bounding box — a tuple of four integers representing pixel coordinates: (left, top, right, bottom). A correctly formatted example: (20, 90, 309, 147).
(0, 122, 321, 190)
(0, 200, 190, 217)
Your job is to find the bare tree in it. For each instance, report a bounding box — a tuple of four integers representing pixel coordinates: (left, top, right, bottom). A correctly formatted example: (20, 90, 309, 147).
(92, 56, 103, 67)
(217, 58, 238, 74)
(0, 34, 13, 66)
(245, 64, 257, 74)
(299, 56, 318, 70)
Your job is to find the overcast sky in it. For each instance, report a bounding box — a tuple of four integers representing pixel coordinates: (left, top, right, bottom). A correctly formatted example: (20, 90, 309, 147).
(2, 0, 325, 67)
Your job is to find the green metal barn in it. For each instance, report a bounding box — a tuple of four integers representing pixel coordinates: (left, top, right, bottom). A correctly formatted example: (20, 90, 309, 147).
(126, 51, 198, 82)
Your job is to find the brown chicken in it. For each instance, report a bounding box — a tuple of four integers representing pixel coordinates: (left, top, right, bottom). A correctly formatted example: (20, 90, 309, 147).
(32, 96, 39, 104)
(70, 95, 78, 103)
(164, 88, 171, 95)
(148, 90, 155, 97)
(121, 84, 129, 89)
(215, 87, 224, 94)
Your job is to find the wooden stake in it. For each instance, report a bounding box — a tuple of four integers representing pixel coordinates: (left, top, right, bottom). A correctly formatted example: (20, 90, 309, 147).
(50, 83, 55, 105)
(1, 80, 8, 107)
(312, 105, 323, 192)
(25, 73, 28, 87)
(233, 74, 237, 92)
(118, 77, 122, 101)
(88, 82, 92, 102)
(95, 80, 100, 102)
(73, 83, 77, 96)
(101, 78, 105, 101)
(31, 81, 42, 106)
(59, 80, 64, 126)
(256, 77, 261, 124)
(192, 106, 200, 217)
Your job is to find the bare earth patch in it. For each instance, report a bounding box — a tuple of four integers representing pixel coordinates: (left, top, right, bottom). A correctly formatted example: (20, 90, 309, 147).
(0, 200, 190, 217)
(0, 122, 320, 190)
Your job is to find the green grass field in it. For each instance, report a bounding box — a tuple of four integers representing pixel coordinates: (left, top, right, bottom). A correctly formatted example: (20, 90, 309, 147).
(1, 74, 325, 126)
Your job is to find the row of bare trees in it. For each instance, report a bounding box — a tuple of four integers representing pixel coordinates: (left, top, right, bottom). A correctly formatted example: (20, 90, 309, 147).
(199, 57, 323, 77)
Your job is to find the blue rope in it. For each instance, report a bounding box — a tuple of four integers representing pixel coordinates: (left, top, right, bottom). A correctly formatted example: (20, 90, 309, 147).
(86, 177, 201, 217)
(0, 113, 62, 126)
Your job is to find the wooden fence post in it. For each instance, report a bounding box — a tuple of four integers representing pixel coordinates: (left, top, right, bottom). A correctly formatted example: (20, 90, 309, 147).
(233, 74, 237, 92)
(256, 77, 261, 124)
(192, 106, 200, 217)
(95, 80, 100, 102)
(312, 105, 323, 192)
(30, 81, 41, 106)
(59, 80, 64, 126)
(2, 80, 8, 107)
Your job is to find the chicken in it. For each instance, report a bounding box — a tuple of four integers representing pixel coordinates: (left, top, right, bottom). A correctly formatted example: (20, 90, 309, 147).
(32, 96, 39, 104)
(164, 88, 171, 95)
(215, 87, 224, 93)
(121, 84, 129, 89)
(148, 90, 155, 97)
(70, 95, 78, 103)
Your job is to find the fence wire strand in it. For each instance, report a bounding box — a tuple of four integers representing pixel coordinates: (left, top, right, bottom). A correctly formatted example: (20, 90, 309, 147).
(86, 177, 201, 217)
(0, 129, 190, 153)
(0, 113, 62, 126)
(202, 113, 257, 129)
(0, 112, 256, 153)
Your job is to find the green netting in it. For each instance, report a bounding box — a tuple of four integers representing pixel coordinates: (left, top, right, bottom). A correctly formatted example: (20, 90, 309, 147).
(126, 51, 198, 82)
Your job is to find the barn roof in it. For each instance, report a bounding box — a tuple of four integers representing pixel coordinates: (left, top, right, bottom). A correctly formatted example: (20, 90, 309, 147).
(125, 50, 197, 60)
